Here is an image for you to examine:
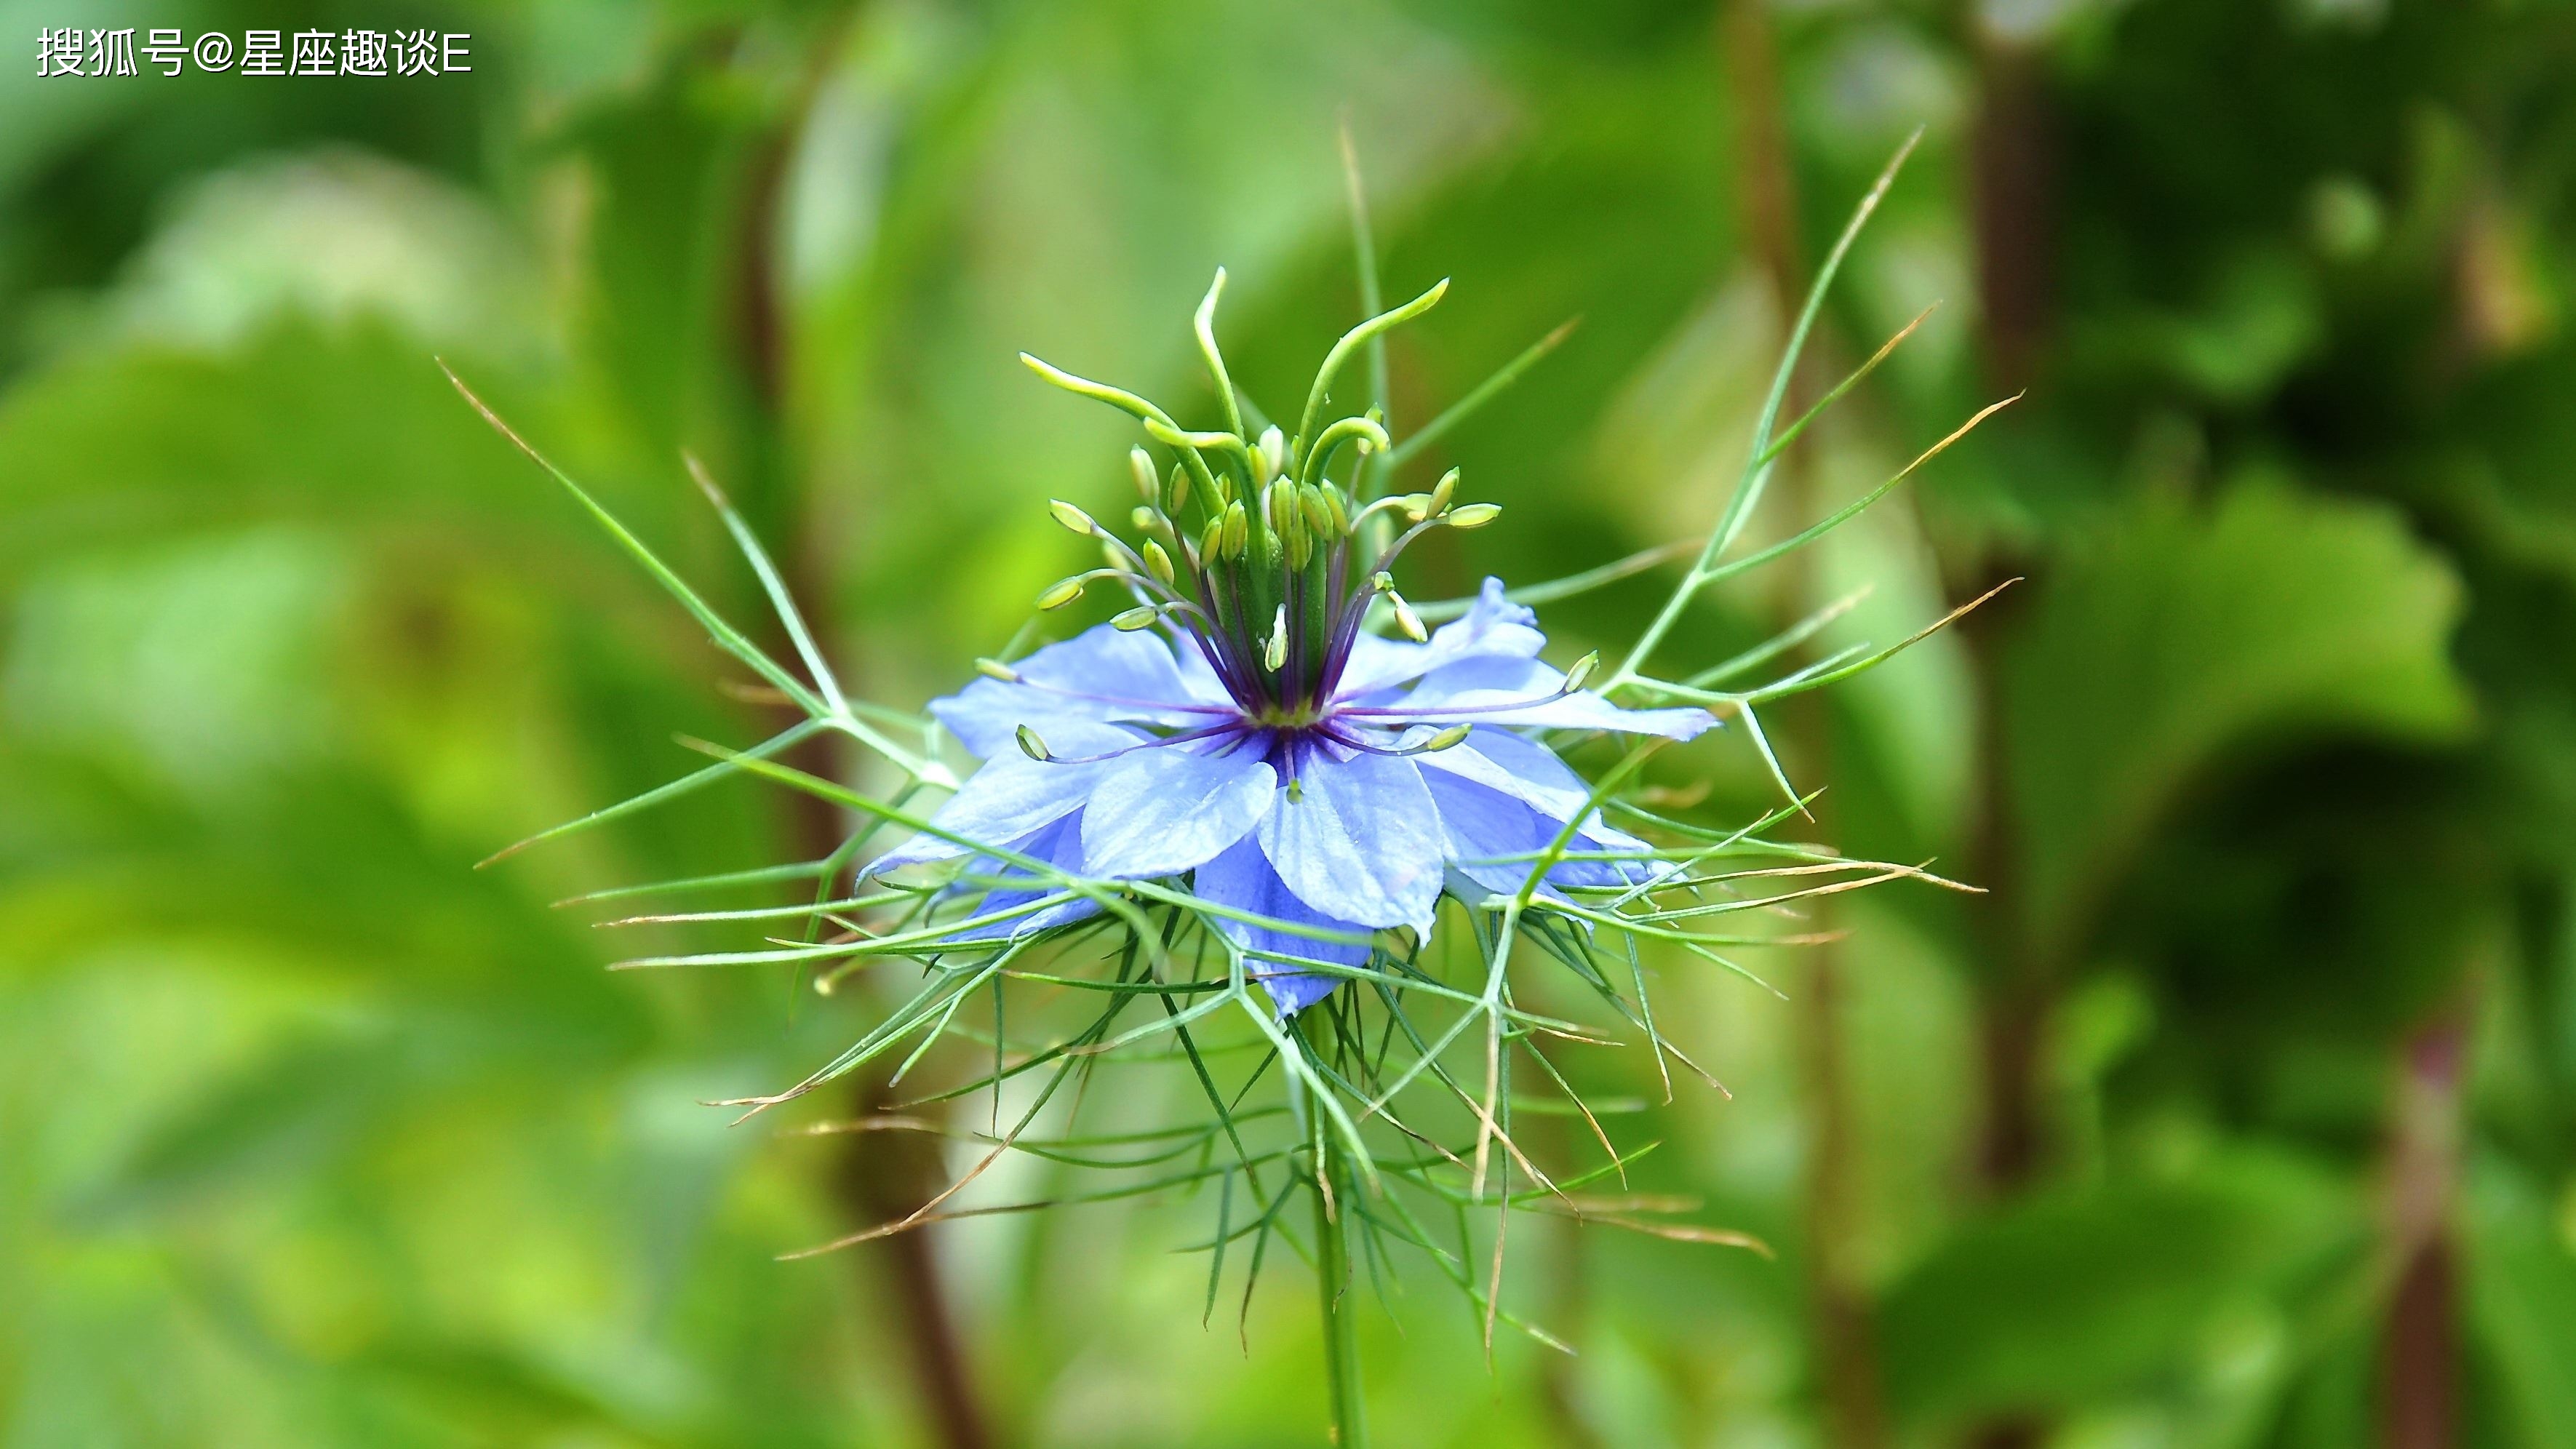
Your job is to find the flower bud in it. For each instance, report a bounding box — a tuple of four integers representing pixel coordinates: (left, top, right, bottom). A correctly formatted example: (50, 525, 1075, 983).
(1142, 539, 1176, 586)
(1048, 499, 1096, 535)
(1257, 426, 1286, 476)
(1562, 649, 1599, 692)
(974, 658, 1020, 682)
(1129, 447, 1157, 502)
(1016, 725, 1051, 762)
(1428, 468, 1459, 516)
(1035, 575, 1086, 610)
(1422, 724, 1471, 751)
(1445, 502, 1502, 530)
(1112, 604, 1160, 631)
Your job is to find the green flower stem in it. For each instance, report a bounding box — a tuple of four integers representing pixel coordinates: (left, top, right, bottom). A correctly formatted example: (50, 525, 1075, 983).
(1313, 1135, 1368, 1449)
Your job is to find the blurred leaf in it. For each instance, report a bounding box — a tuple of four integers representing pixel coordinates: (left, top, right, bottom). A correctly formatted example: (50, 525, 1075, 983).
(1878, 1151, 2365, 1429)
(5, 527, 351, 794)
(0, 322, 608, 580)
(2008, 482, 2471, 963)
(83, 149, 550, 361)
(2075, 246, 2325, 405)
(2466, 1154, 2576, 1448)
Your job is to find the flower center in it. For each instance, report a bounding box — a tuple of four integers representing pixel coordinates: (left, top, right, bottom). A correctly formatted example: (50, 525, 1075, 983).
(1243, 698, 1331, 733)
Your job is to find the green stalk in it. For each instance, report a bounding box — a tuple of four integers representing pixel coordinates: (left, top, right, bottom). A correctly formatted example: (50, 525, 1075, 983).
(1313, 1131, 1368, 1448)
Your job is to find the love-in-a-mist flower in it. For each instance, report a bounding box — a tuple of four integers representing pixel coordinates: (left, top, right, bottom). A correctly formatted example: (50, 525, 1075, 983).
(867, 308, 1714, 1012)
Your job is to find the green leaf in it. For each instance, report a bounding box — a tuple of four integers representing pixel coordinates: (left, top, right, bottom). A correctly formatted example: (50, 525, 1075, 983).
(2007, 483, 2471, 964)
(2466, 1154, 2576, 1448)
(1876, 1151, 2364, 1429)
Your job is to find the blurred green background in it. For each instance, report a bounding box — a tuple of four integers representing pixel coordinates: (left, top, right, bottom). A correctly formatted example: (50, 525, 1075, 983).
(6, 1, 2576, 1445)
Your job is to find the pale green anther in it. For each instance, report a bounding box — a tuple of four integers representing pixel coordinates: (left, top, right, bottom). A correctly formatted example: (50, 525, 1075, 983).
(1200, 516, 1224, 561)
(1563, 649, 1600, 691)
(1112, 604, 1160, 631)
(1245, 443, 1270, 483)
(1446, 502, 1502, 529)
(1396, 492, 1435, 522)
(1423, 723, 1471, 751)
(1016, 724, 1051, 761)
(1394, 594, 1427, 642)
(1264, 604, 1288, 671)
(1257, 426, 1285, 476)
(1049, 499, 1096, 535)
(1129, 447, 1157, 502)
(974, 658, 1020, 682)
(1320, 482, 1352, 535)
(1371, 570, 1396, 594)
(1168, 465, 1191, 514)
(1142, 539, 1176, 586)
(1222, 501, 1248, 556)
(1035, 575, 1086, 610)
(1131, 505, 1157, 535)
(1280, 484, 1312, 570)
(1100, 539, 1128, 571)
(1428, 467, 1459, 516)
(1299, 484, 1335, 538)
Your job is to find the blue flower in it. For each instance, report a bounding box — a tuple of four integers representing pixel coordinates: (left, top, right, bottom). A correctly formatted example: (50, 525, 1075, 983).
(871, 578, 1712, 1013)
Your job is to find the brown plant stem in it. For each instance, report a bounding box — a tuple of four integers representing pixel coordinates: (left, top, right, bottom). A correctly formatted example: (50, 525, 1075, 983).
(2381, 1018, 2465, 1449)
(1720, 4, 1891, 1444)
(1969, 27, 2056, 393)
(1957, 15, 2056, 1446)
(1958, 592, 2044, 1449)
(721, 13, 992, 1447)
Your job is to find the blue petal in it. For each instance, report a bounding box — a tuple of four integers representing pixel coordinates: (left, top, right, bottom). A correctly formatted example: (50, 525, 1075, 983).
(1416, 727, 1655, 855)
(864, 719, 1140, 877)
(1079, 738, 1275, 879)
(1395, 653, 1558, 701)
(1397, 656, 1714, 739)
(1256, 744, 1444, 935)
(1421, 767, 1631, 898)
(1194, 834, 1368, 1015)
(1332, 578, 1546, 696)
(1336, 632, 1428, 703)
(931, 626, 1230, 758)
(942, 814, 1102, 941)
